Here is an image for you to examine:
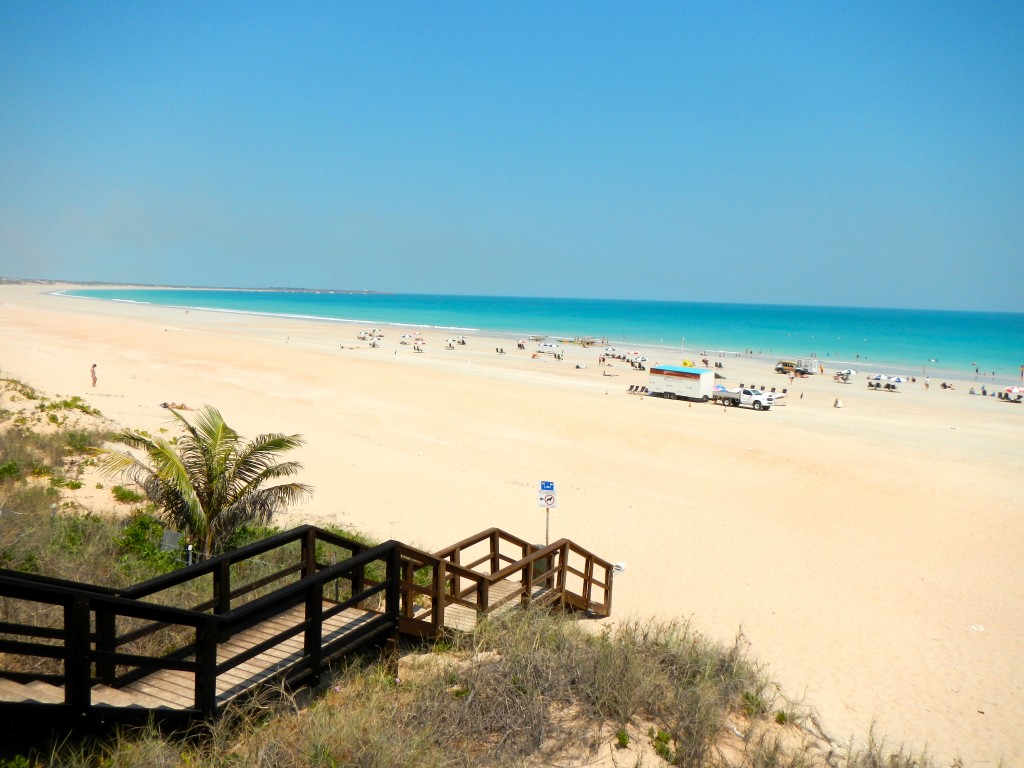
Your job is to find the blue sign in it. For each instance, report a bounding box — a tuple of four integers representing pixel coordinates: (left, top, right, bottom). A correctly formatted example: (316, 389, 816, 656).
(540, 480, 555, 491)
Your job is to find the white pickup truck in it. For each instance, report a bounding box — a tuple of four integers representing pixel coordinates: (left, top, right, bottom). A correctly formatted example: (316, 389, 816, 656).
(710, 387, 775, 410)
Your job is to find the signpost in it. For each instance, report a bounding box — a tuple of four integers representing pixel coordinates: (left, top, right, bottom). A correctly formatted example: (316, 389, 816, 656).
(537, 480, 557, 545)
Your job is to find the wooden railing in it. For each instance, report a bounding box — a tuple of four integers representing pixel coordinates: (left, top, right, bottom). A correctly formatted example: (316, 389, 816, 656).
(434, 528, 614, 617)
(0, 528, 401, 716)
(0, 525, 613, 722)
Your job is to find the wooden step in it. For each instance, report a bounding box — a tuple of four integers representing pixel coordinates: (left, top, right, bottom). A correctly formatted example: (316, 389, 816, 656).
(0, 678, 35, 702)
(92, 684, 176, 710)
(1, 679, 66, 704)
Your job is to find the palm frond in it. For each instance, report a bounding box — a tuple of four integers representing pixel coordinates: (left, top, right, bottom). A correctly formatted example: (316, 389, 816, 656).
(97, 406, 313, 557)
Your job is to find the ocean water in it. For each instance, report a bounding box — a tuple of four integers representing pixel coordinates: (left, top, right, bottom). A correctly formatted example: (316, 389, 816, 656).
(61, 288, 1024, 383)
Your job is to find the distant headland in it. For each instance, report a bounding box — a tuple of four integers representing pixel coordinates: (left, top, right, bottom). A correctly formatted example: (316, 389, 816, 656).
(0, 277, 388, 295)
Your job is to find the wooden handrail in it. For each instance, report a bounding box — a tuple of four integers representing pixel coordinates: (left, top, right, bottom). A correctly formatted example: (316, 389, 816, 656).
(0, 524, 613, 722)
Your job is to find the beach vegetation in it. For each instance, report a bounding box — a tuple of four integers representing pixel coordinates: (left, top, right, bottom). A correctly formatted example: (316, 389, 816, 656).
(2, 378, 40, 400)
(48, 474, 83, 490)
(742, 688, 771, 717)
(111, 484, 145, 503)
(117, 511, 183, 574)
(35, 394, 102, 416)
(99, 405, 313, 559)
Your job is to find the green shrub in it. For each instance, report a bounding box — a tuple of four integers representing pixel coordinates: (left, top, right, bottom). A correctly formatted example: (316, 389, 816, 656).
(66, 429, 107, 452)
(651, 728, 675, 762)
(112, 485, 144, 503)
(743, 690, 770, 717)
(118, 513, 180, 574)
(0, 459, 19, 478)
(2, 379, 40, 400)
(36, 395, 101, 416)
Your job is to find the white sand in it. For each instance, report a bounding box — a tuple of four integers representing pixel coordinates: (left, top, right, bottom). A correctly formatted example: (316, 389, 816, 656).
(1, 283, 1021, 764)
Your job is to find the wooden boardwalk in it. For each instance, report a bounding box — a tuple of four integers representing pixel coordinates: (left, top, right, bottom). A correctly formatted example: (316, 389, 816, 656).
(122, 604, 377, 710)
(0, 525, 613, 724)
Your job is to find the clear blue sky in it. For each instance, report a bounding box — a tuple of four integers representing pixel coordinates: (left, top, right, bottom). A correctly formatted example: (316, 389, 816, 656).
(1, 2, 1021, 311)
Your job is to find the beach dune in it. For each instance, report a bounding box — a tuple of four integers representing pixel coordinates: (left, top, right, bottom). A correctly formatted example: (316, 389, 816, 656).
(1, 284, 1021, 765)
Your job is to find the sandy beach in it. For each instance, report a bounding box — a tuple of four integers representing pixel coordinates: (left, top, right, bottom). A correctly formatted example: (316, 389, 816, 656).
(1, 283, 1021, 764)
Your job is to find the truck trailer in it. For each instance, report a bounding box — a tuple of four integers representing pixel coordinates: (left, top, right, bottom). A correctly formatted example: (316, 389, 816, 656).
(647, 366, 716, 401)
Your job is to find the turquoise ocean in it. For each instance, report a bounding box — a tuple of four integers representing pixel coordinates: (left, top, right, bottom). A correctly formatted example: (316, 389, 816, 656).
(61, 288, 1023, 384)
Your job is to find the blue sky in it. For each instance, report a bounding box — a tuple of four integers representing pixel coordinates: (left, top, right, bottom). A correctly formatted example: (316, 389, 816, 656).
(1, 2, 1021, 311)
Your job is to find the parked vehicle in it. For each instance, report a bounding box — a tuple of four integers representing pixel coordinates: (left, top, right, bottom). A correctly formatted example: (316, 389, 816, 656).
(775, 360, 812, 375)
(795, 357, 820, 374)
(710, 387, 775, 410)
(647, 366, 715, 401)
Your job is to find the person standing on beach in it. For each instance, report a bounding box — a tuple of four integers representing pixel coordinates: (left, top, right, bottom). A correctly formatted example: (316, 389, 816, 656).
(90, 363, 97, 387)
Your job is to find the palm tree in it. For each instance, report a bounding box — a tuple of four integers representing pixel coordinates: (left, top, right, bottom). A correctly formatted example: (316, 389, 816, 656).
(100, 406, 313, 559)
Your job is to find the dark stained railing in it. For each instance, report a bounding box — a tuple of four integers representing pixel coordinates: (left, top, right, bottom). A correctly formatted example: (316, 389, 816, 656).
(0, 525, 613, 724)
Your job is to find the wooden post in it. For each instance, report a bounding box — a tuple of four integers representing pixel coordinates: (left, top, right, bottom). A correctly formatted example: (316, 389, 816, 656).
(302, 527, 317, 579)
(524, 556, 534, 608)
(490, 531, 500, 575)
(386, 545, 401, 623)
(214, 559, 231, 615)
(352, 557, 365, 610)
(479, 577, 490, 613)
(434, 560, 446, 632)
(95, 605, 117, 685)
(449, 547, 461, 603)
(65, 596, 91, 711)
(605, 564, 614, 616)
(401, 557, 414, 619)
(559, 543, 569, 593)
(195, 617, 218, 716)
(304, 579, 323, 683)
(584, 555, 594, 606)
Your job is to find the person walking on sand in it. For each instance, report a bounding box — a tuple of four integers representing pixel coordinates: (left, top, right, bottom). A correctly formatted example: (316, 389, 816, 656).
(90, 363, 97, 387)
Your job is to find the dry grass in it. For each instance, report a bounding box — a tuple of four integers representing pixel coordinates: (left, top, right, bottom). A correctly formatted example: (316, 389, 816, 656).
(28, 609, 959, 768)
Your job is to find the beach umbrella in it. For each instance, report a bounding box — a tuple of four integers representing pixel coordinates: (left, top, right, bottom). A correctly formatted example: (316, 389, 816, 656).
(871, 374, 889, 381)
(1006, 386, 1024, 394)
(839, 369, 856, 376)
(890, 376, 906, 383)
